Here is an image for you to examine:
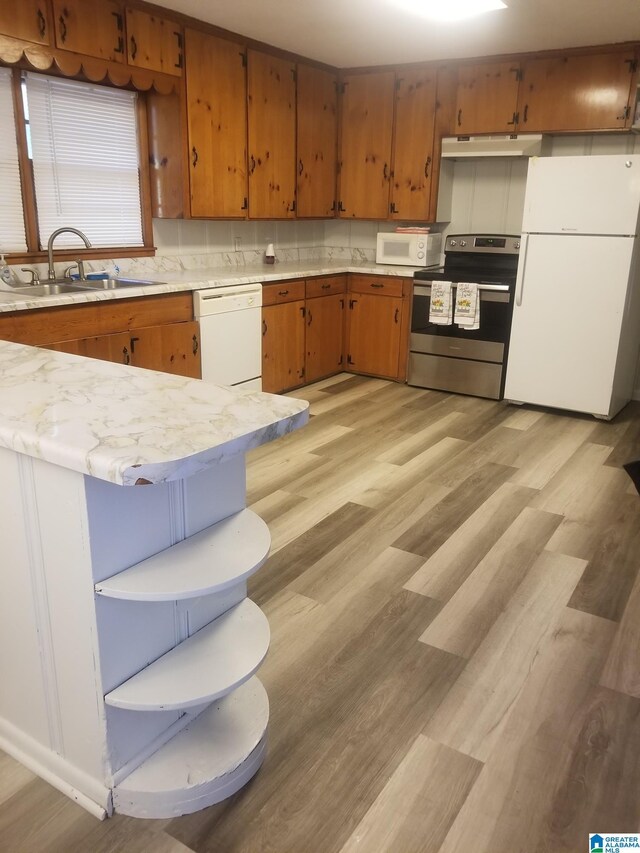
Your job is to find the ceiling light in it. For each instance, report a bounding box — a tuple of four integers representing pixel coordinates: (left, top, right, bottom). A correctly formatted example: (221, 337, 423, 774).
(395, 0, 507, 22)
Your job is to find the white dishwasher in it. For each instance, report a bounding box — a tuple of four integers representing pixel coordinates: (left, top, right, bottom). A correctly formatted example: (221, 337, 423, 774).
(194, 283, 263, 390)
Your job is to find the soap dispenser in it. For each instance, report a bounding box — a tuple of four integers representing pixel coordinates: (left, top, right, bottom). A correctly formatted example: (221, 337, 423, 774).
(0, 254, 14, 285)
(265, 242, 275, 265)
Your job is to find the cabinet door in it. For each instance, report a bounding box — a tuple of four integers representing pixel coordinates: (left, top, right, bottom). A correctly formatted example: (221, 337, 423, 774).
(52, 0, 125, 63)
(248, 50, 296, 219)
(297, 64, 338, 218)
(0, 0, 49, 44)
(347, 293, 403, 380)
(129, 321, 201, 378)
(44, 332, 131, 364)
(518, 51, 638, 132)
(455, 61, 520, 134)
(262, 302, 305, 393)
(306, 293, 345, 383)
(338, 71, 395, 219)
(125, 8, 182, 76)
(390, 68, 437, 222)
(185, 30, 248, 218)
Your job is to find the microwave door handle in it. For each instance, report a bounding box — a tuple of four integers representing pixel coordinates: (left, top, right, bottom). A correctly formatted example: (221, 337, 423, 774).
(515, 234, 529, 307)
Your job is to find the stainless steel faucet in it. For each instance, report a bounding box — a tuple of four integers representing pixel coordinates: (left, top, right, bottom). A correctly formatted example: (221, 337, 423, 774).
(47, 227, 92, 281)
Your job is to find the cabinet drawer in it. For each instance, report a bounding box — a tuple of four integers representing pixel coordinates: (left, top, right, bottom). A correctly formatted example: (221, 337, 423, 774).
(262, 280, 306, 306)
(306, 275, 347, 299)
(349, 275, 406, 298)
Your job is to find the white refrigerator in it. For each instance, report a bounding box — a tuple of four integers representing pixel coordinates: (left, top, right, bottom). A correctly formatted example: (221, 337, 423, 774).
(504, 154, 640, 419)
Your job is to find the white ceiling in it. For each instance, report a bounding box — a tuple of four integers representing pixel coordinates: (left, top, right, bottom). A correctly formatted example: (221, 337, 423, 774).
(152, 0, 640, 67)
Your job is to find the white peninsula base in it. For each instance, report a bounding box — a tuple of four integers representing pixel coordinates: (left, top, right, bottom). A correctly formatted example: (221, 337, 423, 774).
(0, 342, 308, 819)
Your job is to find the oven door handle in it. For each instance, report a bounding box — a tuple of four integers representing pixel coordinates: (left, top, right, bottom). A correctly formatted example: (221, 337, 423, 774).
(413, 282, 510, 295)
(515, 234, 529, 307)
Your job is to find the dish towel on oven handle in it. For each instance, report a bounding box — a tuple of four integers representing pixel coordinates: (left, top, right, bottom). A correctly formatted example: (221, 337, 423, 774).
(454, 282, 480, 330)
(429, 281, 453, 325)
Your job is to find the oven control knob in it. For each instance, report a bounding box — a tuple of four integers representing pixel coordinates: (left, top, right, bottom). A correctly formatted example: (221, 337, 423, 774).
(460, 240, 467, 247)
(449, 239, 457, 246)
(514, 241, 520, 249)
(417, 251, 425, 259)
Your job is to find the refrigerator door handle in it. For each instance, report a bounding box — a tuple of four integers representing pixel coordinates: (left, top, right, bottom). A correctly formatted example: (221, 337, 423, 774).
(515, 234, 529, 307)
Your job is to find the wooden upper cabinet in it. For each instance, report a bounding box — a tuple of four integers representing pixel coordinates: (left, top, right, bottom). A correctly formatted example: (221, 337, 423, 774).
(125, 8, 183, 76)
(0, 0, 49, 44)
(52, 0, 125, 62)
(297, 64, 338, 218)
(248, 50, 296, 219)
(518, 51, 638, 132)
(339, 71, 395, 219)
(185, 30, 248, 218)
(390, 68, 438, 222)
(455, 61, 520, 134)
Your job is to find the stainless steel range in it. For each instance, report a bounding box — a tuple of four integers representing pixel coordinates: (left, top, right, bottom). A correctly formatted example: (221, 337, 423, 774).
(409, 234, 521, 400)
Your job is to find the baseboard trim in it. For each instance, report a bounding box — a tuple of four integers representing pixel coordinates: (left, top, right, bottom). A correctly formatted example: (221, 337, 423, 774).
(0, 716, 111, 819)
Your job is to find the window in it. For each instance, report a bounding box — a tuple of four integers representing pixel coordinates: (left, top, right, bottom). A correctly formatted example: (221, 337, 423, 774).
(25, 73, 144, 250)
(0, 69, 152, 258)
(0, 68, 28, 253)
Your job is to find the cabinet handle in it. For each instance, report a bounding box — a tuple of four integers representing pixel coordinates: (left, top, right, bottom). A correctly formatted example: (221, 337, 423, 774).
(300, 306, 306, 319)
(278, 290, 289, 296)
(130, 35, 137, 60)
(349, 299, 357, 309)
(457, 108, 462, 126)
(394, 308, 400, 324)
(192, 146, 198, 168)
(130, 336, 140, 353)
(321, 283, 331, 289)
(424, 156, 432, 178)
(307, 309, 312, 326)
(290, 199, 296, 213)
(58, 14, 67, 43)
(249, 155, 256, 175)
(192, 334, 199, 356)
(174, 31, 183, 69)
(112, 12, 124, 53)
(262, 319, 267, 336)
(383, 162, 389, 180)
(331, 200, 336, 212)
(37, 8, 46, 38)
(241, 196, 248, 210)
(507, 111, 519, 126)
(617, 105, 631, 121)
(122, 347, 130, 365)
(298, 159, 304, 176)
(338, 201, 345, 212)
(370, 282, 384, 289)
(522, 104, 529, 124)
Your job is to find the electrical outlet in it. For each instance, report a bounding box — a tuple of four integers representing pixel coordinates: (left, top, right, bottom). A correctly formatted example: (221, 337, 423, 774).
(234, 237, 242, 251)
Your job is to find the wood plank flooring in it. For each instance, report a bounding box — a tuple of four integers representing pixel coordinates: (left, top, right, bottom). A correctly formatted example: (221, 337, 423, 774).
(2, 374, 640, 852)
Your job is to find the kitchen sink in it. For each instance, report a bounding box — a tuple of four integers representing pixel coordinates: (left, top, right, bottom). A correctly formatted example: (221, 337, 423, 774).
(10, 282, 95, 296)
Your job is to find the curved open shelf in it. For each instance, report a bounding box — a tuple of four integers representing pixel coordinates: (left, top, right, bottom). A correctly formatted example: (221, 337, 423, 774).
(104, 599, 270, 712)
(113, 677, 269, 818)
(95, 509, 271, 601)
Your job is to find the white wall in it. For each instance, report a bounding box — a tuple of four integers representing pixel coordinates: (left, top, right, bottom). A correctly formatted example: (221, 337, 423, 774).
(153, 218, 325, 256)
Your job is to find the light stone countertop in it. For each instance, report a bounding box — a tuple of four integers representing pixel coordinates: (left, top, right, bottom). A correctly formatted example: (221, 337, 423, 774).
(0, 340, 309, 485)
(0, 260, 424, 314)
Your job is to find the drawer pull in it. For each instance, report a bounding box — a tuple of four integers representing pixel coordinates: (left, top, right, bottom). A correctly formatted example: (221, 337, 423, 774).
(262, 320, 267, 336)
(192, 334, 199, 356)
(321, 283, 331, 290)
(371, 283, 384, 289)
(278, 290, 289, 297)
(394, 308, 399, 324)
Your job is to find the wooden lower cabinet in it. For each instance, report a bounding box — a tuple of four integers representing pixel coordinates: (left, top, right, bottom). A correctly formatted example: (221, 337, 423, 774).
(262, 301, 306, 393)
(45, 321, 201, 378)
(305, 292, 345, 383)
(346, 275, 411, 381)
(2, 293, 202, 380)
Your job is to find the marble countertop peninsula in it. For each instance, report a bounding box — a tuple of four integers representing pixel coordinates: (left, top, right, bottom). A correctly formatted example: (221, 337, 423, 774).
(0, 340, 309, 485)
(0, 260, 423, 314)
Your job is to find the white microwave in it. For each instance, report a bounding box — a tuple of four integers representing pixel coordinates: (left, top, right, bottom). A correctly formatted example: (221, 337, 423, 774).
(376, 232, 442, 267)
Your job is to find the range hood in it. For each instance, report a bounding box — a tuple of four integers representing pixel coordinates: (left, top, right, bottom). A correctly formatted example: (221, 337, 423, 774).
(441, 134, 544, 158)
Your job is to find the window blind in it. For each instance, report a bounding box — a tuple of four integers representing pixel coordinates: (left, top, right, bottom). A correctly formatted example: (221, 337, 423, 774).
(25, 73, 143, 250)
(0, 68, 28, 253)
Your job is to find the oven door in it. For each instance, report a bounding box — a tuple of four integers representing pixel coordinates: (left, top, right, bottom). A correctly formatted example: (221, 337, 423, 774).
(409, 282, 513, 399)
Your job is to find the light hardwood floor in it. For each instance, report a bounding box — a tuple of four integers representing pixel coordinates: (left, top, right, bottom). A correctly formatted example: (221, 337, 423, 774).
(2, 374, 640, 852)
